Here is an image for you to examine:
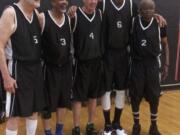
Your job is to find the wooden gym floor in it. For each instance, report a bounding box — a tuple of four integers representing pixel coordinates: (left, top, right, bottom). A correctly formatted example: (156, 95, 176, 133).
(0, 90, 180, 135)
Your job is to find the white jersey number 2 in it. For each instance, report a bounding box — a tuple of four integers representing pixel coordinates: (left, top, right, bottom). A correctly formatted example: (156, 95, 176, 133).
(141, 39, 147, 47)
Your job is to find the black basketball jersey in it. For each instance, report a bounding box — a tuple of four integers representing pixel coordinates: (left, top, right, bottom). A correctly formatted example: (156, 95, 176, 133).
(73, 7, 102, 61)
(9, 4, 41, 61)
(132, 16, 162, 59)
(103, 0, 133, 49)
(42, 11, 71, 66)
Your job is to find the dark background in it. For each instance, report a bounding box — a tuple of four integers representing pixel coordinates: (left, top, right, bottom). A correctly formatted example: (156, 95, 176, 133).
(0, 0, 180, 89)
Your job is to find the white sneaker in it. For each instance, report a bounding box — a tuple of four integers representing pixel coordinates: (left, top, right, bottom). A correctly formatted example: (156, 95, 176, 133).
(102, 131, 112, 135)
(116, 129, 127, 135)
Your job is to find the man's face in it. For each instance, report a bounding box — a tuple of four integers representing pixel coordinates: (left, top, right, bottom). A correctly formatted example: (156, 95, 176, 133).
(140, 3, 155, 20)
(26, 0, 41, 8)
(83, 0, 98, 11)
(51, 0, 68, 13)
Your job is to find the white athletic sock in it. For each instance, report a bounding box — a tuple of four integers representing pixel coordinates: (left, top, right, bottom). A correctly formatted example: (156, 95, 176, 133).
(6, 129, 17, 135)
(26, 119, 38, 135)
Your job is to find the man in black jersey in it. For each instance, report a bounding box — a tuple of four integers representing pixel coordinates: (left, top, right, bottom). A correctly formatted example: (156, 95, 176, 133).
(130, 0, 169, 135)
(70, 0, 103, 135)
(0, 0, 45, 135)
(39, 0, 72, 135)
(98, 0, 137, 134)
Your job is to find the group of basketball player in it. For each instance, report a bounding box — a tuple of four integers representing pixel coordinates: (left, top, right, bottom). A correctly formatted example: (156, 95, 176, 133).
(0, 0, 169, 135)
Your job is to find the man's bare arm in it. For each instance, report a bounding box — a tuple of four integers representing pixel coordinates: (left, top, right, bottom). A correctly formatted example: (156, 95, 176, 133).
(161, 37, 169, 80)
(0, 7, 17, 93)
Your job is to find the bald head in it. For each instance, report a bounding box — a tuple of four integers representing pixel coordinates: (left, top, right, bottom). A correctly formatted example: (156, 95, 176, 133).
(139, 0, 155, 21)
(139, 0, 155, 11)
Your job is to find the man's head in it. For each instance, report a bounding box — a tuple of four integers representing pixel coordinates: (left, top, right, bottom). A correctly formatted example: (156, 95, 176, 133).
(83, 0, 98, 12)
(139, 0, 155, 20)
(25, 0, 41, 8)
(51, 0, 68, 13)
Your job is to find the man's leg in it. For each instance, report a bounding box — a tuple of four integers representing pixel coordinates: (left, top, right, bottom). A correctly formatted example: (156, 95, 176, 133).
(26, 112, 38, 135)
(112, 90, 126, 135)
(55, 108, 67, 135)
(102, 57, 113, 134)
(147, 61, 161, 135)
(130, 62, 144, 135)
(86, 98, 98, 135)
(149, 98, 161, 135)
(6, 117, 19, 135)
(43, 118, 52, 135)
(42, 106, 52, 135)
(88, 98, 97, 123)
(131, 96, 141, 135)
(113, 90, 125, 126)
(101, 91, 112, 134)
(72, 101, 81, 135)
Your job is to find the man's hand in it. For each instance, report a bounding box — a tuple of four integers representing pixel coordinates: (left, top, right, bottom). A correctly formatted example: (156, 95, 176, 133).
(3, 75, 17, 93)
(67, 5, 77, 18)
(154, 14, 167, 27)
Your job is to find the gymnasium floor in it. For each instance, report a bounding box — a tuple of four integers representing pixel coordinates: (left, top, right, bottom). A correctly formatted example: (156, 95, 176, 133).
(0, 90, 180, 135)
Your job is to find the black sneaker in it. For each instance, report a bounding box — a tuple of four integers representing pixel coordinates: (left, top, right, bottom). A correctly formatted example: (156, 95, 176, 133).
(149, 125, 161, 135)
(132, 124, 141, 135)
(86, 123, 99, 135)
(103, 124, 112, 135)
(72, 127, 80, 135)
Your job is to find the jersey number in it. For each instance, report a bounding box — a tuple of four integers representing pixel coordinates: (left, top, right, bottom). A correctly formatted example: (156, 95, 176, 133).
(33, 35, 38, 44)
(141, 39, 147, 47)
(60, 38, 66, 46)
(89, 32, 94, 39)
(117, 21, 122, 29)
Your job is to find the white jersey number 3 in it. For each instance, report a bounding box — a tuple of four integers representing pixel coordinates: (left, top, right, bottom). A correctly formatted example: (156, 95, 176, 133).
(60, 38, 66, 46)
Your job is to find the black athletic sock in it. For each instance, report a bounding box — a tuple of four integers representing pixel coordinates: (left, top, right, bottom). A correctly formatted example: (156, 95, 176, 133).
(131, 96, 141, 125)
(150, 98, 159, 126)
(133, 111, 140, 125)
(151, 114, 157, 126)
(103, 110, 111, 125)
(113, 107, 122, 125)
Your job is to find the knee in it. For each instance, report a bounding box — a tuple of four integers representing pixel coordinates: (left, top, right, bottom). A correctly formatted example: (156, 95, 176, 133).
(101, 92, 111, 110)
(28, 112, 38, 120)
(115, 90, 125, 109)
(7, 117, 19, 130)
